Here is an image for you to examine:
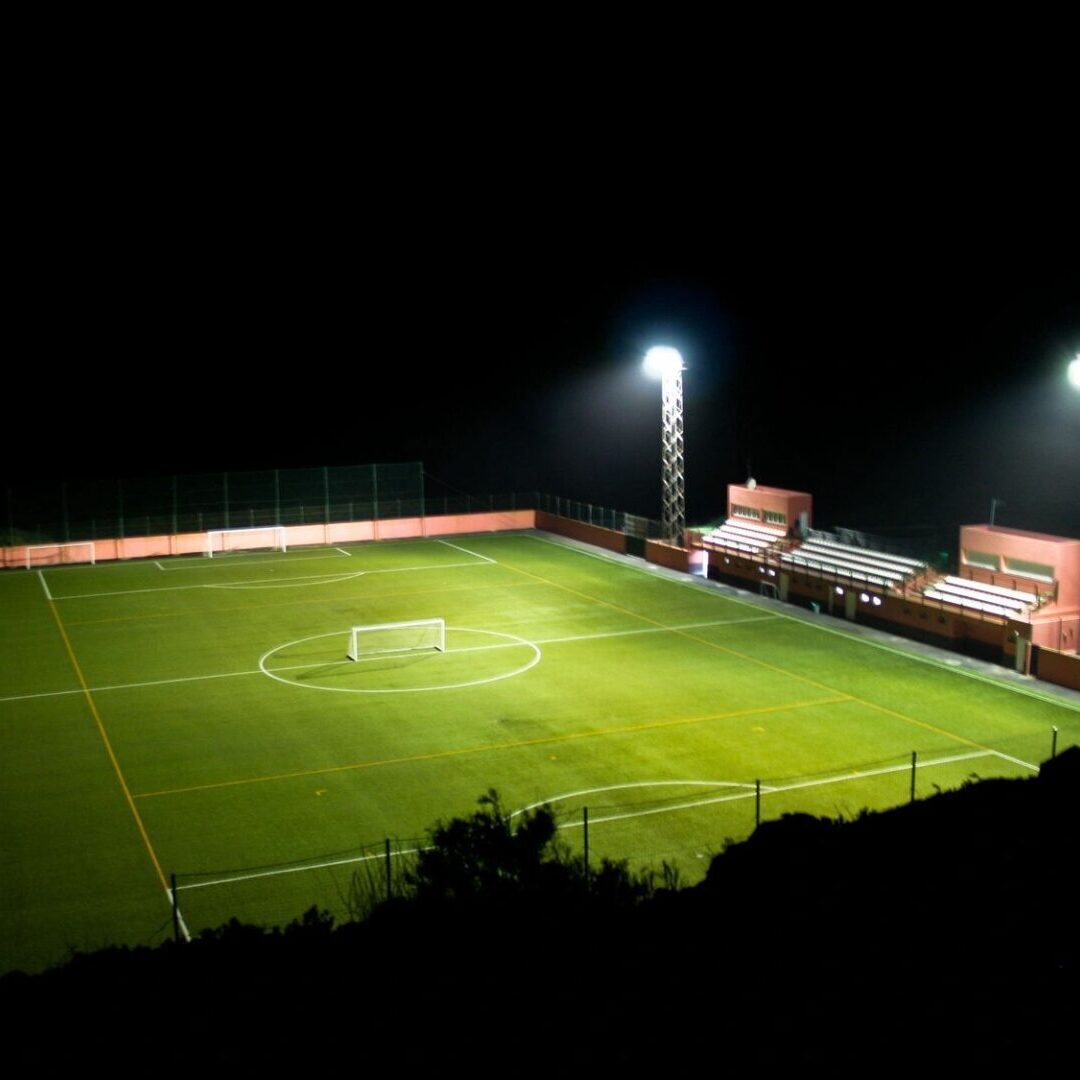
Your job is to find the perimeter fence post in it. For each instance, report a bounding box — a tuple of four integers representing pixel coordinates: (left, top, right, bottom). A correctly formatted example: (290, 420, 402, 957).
(1051, 726, 1058, 760)
(171, 873, 181, 944)
(583, 807, 589, 891)
(910, 751, 917, 803)
(385, 838, 393, 901)
(755, 779, 761, 828)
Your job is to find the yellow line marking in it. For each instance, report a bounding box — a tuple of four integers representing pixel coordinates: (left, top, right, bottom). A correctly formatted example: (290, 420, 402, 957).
(62, 576, 545, 627)
(45, 598, 170, 893)
(856, 699, 998, 755)
(134, 696, 852, 799)
(495, 556, 846, 695)
(494, 553, 1010, 755)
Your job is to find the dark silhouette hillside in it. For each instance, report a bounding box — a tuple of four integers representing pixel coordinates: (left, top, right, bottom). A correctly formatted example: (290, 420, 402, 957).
(3, 752, 1077, 1068)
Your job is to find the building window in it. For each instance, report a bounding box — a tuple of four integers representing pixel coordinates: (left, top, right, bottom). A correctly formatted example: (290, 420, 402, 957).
(963, 549, 1000, 572)
(764, 510, 787, 525)
(731, 504, 760, 520)
(1003, 557, 1054, 583)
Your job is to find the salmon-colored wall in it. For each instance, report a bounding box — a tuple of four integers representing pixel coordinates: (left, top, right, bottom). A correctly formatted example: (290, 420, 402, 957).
(535, 512, 627, 554)
(960, 525, 1080, 610)
(645, 540, 690, 572)
(727, 484, 812, 529)
(1034, 647, 1080, 690)
(1031, 615, 1080, 653)
(423, 511, 533, 536)
(1, 510, 538, 569)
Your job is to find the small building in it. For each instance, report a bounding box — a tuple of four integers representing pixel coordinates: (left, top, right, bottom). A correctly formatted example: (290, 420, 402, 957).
(959, 524, 1080, 654)
(726, 482, 813, 535)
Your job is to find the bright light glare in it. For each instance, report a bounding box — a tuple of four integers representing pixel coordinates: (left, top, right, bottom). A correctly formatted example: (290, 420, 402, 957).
(1069, 356, 1080, 389)
(644, 346, 684, 378)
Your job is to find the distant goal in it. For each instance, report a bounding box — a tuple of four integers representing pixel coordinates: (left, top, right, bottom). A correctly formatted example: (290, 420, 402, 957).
(206, 527, 287, 558)
(25, 542, 96, 569)
(347, 618, 446, 661)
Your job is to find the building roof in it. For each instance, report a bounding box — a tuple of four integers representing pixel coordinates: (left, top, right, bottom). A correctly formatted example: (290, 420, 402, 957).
(963, 524, 1080, 545)
(729, 483, 812, 498)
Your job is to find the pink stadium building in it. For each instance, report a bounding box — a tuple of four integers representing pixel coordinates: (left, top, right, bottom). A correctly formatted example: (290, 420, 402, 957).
(691, 482, 1080, 690)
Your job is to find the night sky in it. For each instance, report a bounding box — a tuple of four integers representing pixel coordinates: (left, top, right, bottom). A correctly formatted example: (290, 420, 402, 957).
(10, 58, 1079, 551)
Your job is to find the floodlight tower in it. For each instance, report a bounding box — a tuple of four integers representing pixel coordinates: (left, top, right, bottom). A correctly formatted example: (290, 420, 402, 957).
(644, 346, 686, 544)
(1069, 355, 1080, 390)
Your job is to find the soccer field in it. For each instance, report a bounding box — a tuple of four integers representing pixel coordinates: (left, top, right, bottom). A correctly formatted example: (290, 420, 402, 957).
(2, 532, 1077, 974)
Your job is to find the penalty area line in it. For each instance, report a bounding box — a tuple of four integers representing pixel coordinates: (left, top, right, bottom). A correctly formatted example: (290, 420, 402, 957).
(437, 539, 496, 564)
(175, 844, 428, 893)
(539, 749, 1005, 831)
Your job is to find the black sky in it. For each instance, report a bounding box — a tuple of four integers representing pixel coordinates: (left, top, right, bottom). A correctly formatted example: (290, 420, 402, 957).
(9, 39, 1079, 548)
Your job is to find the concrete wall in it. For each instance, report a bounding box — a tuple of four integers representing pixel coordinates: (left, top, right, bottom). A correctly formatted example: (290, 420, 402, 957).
(1031, 614, 1080, 653)
(2, 510, 537, 569)
(1033, 647, 1080, 691)
(534, 512, 627, 554)
(645, 540, 690, 572)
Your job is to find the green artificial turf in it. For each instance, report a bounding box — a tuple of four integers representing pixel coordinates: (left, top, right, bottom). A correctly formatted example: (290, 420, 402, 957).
(1, 532, 1076, 972)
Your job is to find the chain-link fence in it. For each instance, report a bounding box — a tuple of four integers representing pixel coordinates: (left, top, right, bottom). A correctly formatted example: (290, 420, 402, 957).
(5, 464, 425, 544)
(169, 729, 1070, 939)
(3, 466, 665, 546)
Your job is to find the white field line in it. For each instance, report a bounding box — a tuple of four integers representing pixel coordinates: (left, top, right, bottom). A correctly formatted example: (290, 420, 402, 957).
(167, 886, 193, 941)
(356, 560, 492, 577)
(37, 571, 53, 601)
(158, 551, 352, 571)
(175, 844, 429, 893)
(527, 533, 1080, 716)
(552, 750, 998, 828)
(173, 750, 1004, 894)
(335, 548, 352, 557)
(438, 538, 496, 564)
(154, 562, 166, 571)
(513, 779, 771, 818)
(990, 748, 1039, 773)
(47, 559, 490, 600)
(0, 615, 781, 704)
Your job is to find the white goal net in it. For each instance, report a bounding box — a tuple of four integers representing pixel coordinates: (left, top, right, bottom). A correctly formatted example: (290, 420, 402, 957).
(25, 542, 96, 569)
(206, 527, 287, 558)
(347, 618, 446, 661)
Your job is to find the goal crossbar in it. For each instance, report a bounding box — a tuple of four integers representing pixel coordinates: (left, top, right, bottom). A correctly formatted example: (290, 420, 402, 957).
(25, 542, 96, 569)
(347, 618, 446, 661)
(206, 527, 287, 558)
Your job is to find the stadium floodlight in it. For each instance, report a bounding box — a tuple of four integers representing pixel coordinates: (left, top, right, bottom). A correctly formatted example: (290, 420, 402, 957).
(1069, 355, 1080, 389)
(643, 346, 685, 545)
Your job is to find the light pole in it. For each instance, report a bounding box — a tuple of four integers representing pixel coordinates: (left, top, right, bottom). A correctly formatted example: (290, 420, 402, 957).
(644, 346, 685, 545)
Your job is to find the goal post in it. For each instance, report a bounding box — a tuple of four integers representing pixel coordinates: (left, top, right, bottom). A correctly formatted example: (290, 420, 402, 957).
(347, 618, 446, 661)
(206, 526, 287, 558)
(25, 542, 96, 569)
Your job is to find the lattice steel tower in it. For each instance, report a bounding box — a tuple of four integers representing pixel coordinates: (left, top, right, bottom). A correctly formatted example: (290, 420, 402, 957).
(644, 347, 686, 544)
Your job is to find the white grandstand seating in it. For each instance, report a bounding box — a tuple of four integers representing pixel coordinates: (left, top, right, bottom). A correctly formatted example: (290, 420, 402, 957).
(931, 581, 1031, 614)
(801, 539, 926, 574)
(788, 546, 906, 583)
(722, 519, 786, 541)
(922, 589, 1015, 619)
(704, 535, 771, 555)
(702, 519, 786, 554)
(798, 544, 914, 578)
(942, 576, 1039, 607)
(780, 552, 895, 588)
